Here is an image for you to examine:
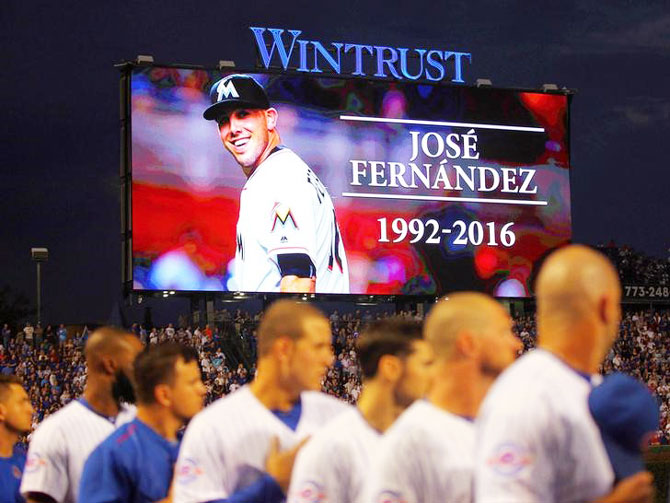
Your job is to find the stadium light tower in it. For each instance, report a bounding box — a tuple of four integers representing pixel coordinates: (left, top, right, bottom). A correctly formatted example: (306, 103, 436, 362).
(31, 247, 48, 325)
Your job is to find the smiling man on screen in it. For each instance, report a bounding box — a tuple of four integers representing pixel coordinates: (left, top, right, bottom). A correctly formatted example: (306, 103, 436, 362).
(204, 74, 349, 294)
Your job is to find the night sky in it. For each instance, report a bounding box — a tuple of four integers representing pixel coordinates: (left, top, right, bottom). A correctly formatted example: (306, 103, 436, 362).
(4, 1, 669, 323)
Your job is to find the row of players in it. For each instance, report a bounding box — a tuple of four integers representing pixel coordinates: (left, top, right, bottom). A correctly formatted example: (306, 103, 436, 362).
(0, 245, 660, 502)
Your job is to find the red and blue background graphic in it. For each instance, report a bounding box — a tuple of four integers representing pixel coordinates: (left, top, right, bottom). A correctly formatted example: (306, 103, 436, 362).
(130, 67, 571, 296)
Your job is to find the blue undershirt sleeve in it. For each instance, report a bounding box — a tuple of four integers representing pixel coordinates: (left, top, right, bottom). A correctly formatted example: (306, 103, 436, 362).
(204, 473, 284, 503)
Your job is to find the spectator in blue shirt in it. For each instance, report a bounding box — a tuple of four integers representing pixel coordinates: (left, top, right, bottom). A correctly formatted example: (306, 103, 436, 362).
(79, 343, 206, 503)
(0, 375, 34, 503)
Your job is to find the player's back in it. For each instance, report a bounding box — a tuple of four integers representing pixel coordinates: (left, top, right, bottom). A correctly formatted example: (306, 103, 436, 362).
(288, 407, 380, 503)
(174, 386, 351, 502)
(79, 418, 179, 503)
(20, 399, 135, 503)
(475, 349, 614, 502)
(368, 399, 474, 503)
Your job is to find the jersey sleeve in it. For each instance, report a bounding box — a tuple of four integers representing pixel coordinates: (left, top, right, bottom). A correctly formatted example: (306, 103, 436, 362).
(78, 443, 130, 503)
(20, 421, 69, 502)
(173, 415, 229, 503)
(287, 437, 347, 503)
(261, 178, 319, 269)
(474, 395, 557, 503)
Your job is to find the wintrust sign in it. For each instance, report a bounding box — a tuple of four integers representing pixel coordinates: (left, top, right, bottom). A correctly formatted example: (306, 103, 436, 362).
(250, 27, 472, 83)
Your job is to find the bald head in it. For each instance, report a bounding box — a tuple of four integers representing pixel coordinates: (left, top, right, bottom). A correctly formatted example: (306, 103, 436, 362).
(536, 245, 620, 325)
(84, 326, 144, 374)
(425, 292, 510, 360)
(535, 245, 621, 368)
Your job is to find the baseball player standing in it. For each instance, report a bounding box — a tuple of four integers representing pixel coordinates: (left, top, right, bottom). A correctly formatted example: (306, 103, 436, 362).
(173, 300, 351, 503)
(78, 343, 206, 503)
(367, 292, 521, 503)
(20, 327, 143, 503)
(0, 376, 34, 503)
(203, 74, 349, 294)
(287, 318, 434, 503)
(475, 245, 654, 503)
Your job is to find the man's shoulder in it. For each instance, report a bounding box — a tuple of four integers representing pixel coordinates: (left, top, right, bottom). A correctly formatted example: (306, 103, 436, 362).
(307, 407, 367, 446)
(301, 391, 351, 413)
(187, 387, 254, 427)
(489, 350, 586, 399)
(261, 147, 311, 180)
(386, 400, 444, 440)
(32, 400, 86, 434)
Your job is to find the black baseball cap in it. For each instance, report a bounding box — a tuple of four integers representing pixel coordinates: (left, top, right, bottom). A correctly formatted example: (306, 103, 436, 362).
(588, 372, 659, 480)
(203, 74, 270, 121)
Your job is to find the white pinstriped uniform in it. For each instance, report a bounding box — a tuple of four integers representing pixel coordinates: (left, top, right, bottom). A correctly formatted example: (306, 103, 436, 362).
(367, 400, 475, 503)
(173, 385, 351, 503)
(288, 407, 381, 503)
(232, 147, 349, 294)
(20, 400, 135, 503)
(475, 349, 614, 502)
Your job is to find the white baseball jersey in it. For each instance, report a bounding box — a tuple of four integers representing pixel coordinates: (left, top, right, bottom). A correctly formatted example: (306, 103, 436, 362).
(288, 407, 381, 503)
(174, 385, 351, 503)
(233, 147, 349, 293)
(367, 399, 475, 503)
(20, 399, 135, 503)
(475, 349, 614, 502)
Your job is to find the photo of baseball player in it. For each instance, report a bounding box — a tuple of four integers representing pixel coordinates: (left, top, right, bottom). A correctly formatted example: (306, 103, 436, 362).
(20, 327, 143, 503)
(78, 343, 206, 503)
(475, 245, 655, 503)
(173, 300, 351, 503)
(368, 292, 521, 503)
(0, 376, 34, 503)
(203, 74, 350, 294)
(287, 318, 434, 503)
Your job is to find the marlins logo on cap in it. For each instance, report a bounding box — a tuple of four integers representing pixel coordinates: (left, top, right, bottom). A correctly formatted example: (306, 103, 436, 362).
(203, 74, 270, 121)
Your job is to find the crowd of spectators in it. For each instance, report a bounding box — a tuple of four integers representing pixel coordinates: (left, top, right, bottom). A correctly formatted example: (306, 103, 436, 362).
(598, 242, 670, 286)
(0, 306, 668, 444)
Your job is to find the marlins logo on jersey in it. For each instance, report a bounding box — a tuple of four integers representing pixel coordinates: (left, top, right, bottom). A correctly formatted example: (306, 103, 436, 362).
(232, 147, 349, 293)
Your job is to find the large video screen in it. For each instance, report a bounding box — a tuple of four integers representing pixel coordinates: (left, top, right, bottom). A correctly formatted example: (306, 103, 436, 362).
(129, 65, 571, 296)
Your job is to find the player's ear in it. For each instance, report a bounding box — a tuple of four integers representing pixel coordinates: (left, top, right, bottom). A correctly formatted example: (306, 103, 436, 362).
(101, 355, 117, 376)
(265, 108, 278, 131)
(154, 384, 171, 407)
(0, 403, 7, 422)
(454, 331, 477, 358)
(378, 354, 402, 382)
(273, 336, 293, 360)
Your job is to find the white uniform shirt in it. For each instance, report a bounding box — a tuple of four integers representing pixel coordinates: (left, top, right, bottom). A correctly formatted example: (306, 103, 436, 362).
(475, 349, 614, 503)
(288, 407, 381, 503)
(233, 147, 349, 293)
(368, 400, 475, 503)
(20, 399, 135, 503)
(174, 386, 351, 503)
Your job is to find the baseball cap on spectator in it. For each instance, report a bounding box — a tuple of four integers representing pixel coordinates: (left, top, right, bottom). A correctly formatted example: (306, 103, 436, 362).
(203, 74, 270, 121)
(588, 372, 659, 480)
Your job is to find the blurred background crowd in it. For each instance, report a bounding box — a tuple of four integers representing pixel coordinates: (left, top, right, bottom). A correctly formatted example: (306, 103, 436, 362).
(1, 306, 668, 445)
(1, 244, 668, 444)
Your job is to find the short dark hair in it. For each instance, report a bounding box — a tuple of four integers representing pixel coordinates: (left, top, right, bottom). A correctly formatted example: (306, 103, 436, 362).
(0, 375, 23, 403)
(356, 319, 423, 379)
(133, 343, 199, 404)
